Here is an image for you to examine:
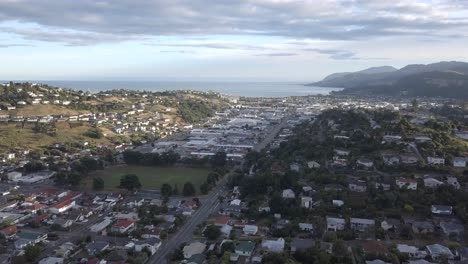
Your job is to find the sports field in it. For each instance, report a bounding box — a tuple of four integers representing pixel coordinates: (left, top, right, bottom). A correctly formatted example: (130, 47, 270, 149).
(88, 165, 210, 191)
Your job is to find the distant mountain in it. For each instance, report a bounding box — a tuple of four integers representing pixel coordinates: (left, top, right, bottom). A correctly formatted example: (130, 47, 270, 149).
(321, 66, 397, 82)
(336, 71, 468, 98)
(308, 61, 468, 89)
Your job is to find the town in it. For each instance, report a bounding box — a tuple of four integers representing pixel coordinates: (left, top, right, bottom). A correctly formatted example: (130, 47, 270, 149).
(0, 82, 467, 264)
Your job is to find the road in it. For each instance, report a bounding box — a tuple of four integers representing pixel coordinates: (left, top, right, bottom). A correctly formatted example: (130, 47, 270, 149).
(148, 117, 290, 264)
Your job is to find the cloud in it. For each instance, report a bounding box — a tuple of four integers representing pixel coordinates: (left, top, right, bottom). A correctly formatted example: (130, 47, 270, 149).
(304, 48, 359, 60)
(0, 0, 466, 45)
(256, 52, 297, 57)
(146, 42, 263, 50)
(0, 43, 32, 48)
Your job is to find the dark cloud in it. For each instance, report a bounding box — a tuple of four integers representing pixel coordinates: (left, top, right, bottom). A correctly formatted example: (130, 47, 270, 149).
(0, 0, 466, 45)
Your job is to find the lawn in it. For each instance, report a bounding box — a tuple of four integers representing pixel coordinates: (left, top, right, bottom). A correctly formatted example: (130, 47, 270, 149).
(88, 165, 211, 191)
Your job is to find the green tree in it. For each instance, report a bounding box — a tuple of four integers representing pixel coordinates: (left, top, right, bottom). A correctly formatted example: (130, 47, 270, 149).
(173, 184, 179, 195)
(119, 174, 142, 191)
(203, 225, 221, 240)
(24, 244, 41, 262)
(161, 183, 173, 197)
(210, 151, 227, 167)
(200, 182, 210, 195)
(183, 182, 196, 196)
(93, 177, 104, 190)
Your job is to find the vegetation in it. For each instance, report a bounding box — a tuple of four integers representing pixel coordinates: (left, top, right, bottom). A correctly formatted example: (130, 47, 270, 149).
(119, 174, 142, 191)
(183, 182, 196, 196)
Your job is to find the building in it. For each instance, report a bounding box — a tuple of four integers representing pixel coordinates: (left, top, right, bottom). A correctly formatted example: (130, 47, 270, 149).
(350, 218, 375, 232)
(300, 196, 313, 209)
(243, 225, 258, 235)
(86, 241, 109, 255)
(426, 244, 454, 260)
(282, 189, 295, 199)
(396, 244, 427, 259)
(396, 178, 418, 190)
(326, 217, 346, 231)
(291, 238, 315, 253)
(235, 241, 256, 257)
(38, 257, 64, 264)
(348, 180, 367, 192)
(424, 177, 444, 188)
(111, 219, 135, 233)
(0, 225, 17, 240)
(427, 157, 445, 166)
(431, 205, 452, 216)
(48, 199, 75, 214)
(261, 238, 285, 253)
(183, 241, 206, 259)
(453, 157, 466, 168)
(134, 238, 161, 255)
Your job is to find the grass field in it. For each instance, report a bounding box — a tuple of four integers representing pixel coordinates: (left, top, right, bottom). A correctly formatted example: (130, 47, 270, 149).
(88, 165, 211, 191)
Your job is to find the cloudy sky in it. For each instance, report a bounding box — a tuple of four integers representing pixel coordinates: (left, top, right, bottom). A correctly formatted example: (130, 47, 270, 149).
(1, 0, 468, 81)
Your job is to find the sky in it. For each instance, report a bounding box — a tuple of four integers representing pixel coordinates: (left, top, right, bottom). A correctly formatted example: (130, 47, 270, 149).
(0, 0, 468, 82)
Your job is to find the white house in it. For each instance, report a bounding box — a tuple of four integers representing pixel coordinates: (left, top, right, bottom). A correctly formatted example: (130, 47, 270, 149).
(350, 218, 375, 232)
(261, 238, 285, 252)
(424, 177, 444, 188)
(300, 196, 313, 209)
(453, 157, 466, 168)
(396, 244, 427, 259)
(282, 189, 295, 199)
(427, 157, 445, 166)
(326, 217, 346, 231)
(446, 176, 460, 189)
(243, 225, 258, 235)
(431, 205, 452, 216)
(48, 199, 75, 214)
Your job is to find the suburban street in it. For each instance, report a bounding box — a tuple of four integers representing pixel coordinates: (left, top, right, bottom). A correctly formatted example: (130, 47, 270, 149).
(148, 118, 289, 264)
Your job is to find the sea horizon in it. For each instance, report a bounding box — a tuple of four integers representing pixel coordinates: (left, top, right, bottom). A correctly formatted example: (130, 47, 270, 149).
(1, 80, 342, 97)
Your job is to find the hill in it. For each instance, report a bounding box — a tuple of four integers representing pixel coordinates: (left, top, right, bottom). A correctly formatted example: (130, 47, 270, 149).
(308, 61, 468, 89)
(336, 71, 468, 98)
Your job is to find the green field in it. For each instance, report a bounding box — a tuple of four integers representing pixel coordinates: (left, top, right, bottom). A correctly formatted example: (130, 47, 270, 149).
(88, 165, 211, 191)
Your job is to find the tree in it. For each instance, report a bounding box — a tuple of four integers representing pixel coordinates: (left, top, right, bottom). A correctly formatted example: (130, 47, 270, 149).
(200, 182, 210, 195)
(173, 184, 179, 195)
(332, 240, 348, 257)
(119, 174, 142, 191)
(93, 177, 104, 190)
(24, 244, 41, 262)
(210, 151, 227, 167)
(23, 160, 45, 173)
(161, 183, 172, 197)
(203, 225, 221, 240)
(183, 182, 196, 196)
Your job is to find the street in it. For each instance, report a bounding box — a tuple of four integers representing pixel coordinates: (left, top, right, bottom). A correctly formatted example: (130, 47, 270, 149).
(148, 118, 289, 263)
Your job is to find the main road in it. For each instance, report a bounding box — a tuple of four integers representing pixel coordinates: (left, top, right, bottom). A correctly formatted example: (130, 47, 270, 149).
(148, 116, 290, 264)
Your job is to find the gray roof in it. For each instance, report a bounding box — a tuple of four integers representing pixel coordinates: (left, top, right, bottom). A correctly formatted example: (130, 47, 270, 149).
(350, 218, 375, 225)
(135, 237, 161, 246)
(291, 238, 314, 251)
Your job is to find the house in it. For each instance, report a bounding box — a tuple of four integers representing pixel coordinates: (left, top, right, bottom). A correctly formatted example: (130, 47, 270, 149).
(7, 171, 22, 181)
(282, 189, 295, 199)
(111, 219, 135, 233)
(333, 200, 344, 207)
(357, 159, 374, 168)
(55, 242, 75, 257)
(427, 157, 445, 166)
(440, 222, 464, 240)
(38, 257, 64, 264)
(426, 244, 454, 260)
(349, 180, 367, 192)
(187, 253, 206, 264)
(424, 177, 444, 188)
(86, 241, 109, 255)
(235, 241, 256, 257)
(366, 260, 390, 264)
(326, 217, 346, 231)
(142, 229, 161, 239)
(350, 218, 375, 232)
(53, 218, 73, 229)
(183, 241, 206, 259)
(220, 224, 232, 237)
(396, 178, 418, 190)
(455, 247, 468, 261)
(134, 238, 161, 255)
(375, 181, 391, 191)
(298, 223, 314, 232)
(396, 244, 427, 259)
(382, 154, 400, 166)
(431, 205, 452, 216)
(300, 196, 313, 209)
(381, 218, 401, 232)
(334, 149, 351, 156)
(243, 225, 258, 235)
(307, 161, 320, 169)
(383, 135, 402, 142)
(0, 225, 17, 240)
(412, 221, 435, 234)
(49, 199, 75, 214)
(453, 157, 466, 168)
(291, 238, 314, 253)
(400, 154, 419, 165)
(446, 176, 460, 189)
(261, 238, 285, 253)
(290, 163, 300, 172)
(214, 215, 230, 226)
(15, 231, 47, 249)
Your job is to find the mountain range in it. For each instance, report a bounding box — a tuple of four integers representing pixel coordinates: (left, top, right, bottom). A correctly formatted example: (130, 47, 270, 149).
(308, 61, 468, 98)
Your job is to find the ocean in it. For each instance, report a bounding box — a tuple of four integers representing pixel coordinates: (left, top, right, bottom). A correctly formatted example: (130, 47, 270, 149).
(5, 80, 342, 97)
